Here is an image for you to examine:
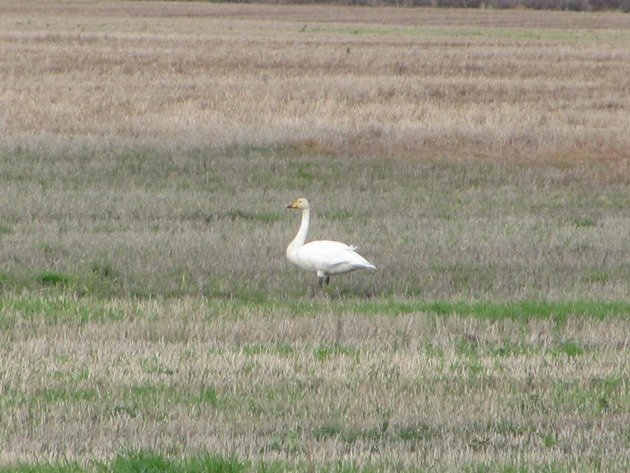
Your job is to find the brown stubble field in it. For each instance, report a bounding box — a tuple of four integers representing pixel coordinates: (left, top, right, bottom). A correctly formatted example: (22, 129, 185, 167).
(0, 1, 629, 471)
(0, 298, 628, 470)
(2, 2, 630, 159)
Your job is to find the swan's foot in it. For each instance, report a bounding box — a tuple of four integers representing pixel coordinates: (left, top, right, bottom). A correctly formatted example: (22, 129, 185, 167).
(317, 275, 331, 290)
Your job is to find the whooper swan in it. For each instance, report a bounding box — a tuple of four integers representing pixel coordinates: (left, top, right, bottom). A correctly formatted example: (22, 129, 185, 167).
(286, 197, 376, 288)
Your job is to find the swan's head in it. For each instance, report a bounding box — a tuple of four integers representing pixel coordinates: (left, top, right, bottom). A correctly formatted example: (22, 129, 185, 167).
(287, 197, 310, 210)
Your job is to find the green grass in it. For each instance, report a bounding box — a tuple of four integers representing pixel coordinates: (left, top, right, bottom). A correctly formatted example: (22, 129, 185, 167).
(357, 299, 614, 319)
(550, 340, 585, 357)
(89, 261, 118, 279)
(241, 343, 294, 356)
(1, 296, 626, 329)
(0, 296, 124, 327)
(0, 452, 617, 473)
(2, 145, 628, 301)
(314, 344, 358, 361)
(104, 452, 249, 473)
(0, 463, 85, 473)
(38, 271, 73, 286)
(1, 382, 223, 412)
(205, 298, 629, 321)
(37, 387, 98, 403)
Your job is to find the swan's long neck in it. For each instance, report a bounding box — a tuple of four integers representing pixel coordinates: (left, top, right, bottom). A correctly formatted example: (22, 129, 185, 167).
(287, 209, 309, 254)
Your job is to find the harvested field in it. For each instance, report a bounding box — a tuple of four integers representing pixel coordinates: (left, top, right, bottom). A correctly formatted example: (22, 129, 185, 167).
(2, 2, 630, 159)
(0, 2, 628, 471)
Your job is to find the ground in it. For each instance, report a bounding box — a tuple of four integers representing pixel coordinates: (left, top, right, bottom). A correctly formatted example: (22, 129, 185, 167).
(0, 1, 628, 471)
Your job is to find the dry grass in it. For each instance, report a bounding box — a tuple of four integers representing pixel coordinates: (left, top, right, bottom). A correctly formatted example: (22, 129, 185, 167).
(0, 297, 628, 469)
(0, 146, 628, 300)
(1, 2, 630, 159)
(0, 2, 628, 300)
(0, 3, 628, 469)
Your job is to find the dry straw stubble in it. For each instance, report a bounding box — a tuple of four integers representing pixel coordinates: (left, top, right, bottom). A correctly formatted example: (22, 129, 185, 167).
(0, 2, 629, 469)
(0, 297, 628, 469)
(1, 2, 630, 159)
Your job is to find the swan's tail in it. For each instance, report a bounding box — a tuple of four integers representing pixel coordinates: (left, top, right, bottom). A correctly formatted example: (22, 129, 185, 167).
(358, 261, 376, 271)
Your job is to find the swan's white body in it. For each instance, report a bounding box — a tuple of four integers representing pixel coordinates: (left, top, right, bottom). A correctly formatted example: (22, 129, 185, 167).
(286, 198, 375, 287)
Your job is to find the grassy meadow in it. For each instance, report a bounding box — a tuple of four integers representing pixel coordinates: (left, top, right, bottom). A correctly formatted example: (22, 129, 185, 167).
(0, 1, 629, 471)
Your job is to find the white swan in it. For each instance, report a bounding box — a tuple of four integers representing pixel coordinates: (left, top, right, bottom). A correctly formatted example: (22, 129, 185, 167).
(286, 197, 376, 288)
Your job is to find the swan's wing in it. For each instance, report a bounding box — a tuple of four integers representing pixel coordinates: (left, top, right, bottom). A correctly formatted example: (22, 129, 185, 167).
(298, 240, 376, 273)
(311, 240, 353, 251)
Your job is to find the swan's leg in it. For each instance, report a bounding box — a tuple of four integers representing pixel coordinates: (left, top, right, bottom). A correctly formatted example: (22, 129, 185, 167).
(324, 275, 331, 287)
(317, 271, 327, 289)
